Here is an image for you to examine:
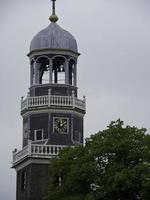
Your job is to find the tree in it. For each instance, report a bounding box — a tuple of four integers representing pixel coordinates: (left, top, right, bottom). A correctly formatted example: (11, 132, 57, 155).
(44, 120, 150, 200)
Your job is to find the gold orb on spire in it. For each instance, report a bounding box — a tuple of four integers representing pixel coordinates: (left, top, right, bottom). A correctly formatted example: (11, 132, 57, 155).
(49, 14, 58, 23)
(49, 0, 58, 23)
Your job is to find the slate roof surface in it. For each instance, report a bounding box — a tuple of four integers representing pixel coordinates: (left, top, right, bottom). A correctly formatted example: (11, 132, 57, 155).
(30, 23, 78, 53)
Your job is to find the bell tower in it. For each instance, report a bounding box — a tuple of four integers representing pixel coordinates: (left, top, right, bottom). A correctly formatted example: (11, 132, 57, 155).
(12, 1, 86, 200)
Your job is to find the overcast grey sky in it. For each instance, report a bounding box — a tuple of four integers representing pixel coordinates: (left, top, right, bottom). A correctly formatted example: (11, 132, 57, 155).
(1, 0, 150, 199)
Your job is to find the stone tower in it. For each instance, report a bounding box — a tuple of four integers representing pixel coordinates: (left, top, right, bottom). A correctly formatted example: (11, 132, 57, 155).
(12, 1, 86, 200)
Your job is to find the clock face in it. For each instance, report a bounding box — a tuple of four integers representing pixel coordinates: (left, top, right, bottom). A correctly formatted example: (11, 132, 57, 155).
(54, 118, 68, 133)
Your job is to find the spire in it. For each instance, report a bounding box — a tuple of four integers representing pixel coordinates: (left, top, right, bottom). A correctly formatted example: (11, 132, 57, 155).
(49, 0, 58, 23)
(52, 0, 56, 15)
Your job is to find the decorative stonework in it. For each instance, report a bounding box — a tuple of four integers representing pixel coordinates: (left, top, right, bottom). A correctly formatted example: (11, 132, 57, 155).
(21, 94, 86, 112)
(12, 140, 69, 167)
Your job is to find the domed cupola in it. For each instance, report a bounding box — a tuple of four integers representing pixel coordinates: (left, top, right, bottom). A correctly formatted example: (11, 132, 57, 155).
(29, 0, 78, 55)
(30, 23, 78, 53)
(28, 0, 80, 95)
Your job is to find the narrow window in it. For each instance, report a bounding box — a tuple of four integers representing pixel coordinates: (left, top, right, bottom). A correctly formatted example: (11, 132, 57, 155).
(21, 171, 27, 191)
(34, 129, 44, 141)
(75, 131, 81, 143)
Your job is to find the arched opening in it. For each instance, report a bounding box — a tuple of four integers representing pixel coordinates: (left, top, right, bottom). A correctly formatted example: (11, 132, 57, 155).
(52, 57, 65, 84)
(36, 57, 50, 84)
(30, 56, 77, 86)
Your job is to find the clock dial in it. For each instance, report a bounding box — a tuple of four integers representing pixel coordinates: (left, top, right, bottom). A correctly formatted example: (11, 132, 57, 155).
(54, 118, 68, 133)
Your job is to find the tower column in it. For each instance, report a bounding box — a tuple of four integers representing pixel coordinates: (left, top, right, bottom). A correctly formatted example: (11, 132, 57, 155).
(36, 62, 41, 84)
(34, 61, 38, 85)
(74, 62, 77, 87)
(65, 59, 69, 85)
(49, 58, 53, 83)
(30, 63, 33, 86)
(33, 62, 36, 85)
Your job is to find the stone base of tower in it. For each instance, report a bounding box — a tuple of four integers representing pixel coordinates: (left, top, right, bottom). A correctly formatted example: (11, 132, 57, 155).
(15, 159, 50, 200)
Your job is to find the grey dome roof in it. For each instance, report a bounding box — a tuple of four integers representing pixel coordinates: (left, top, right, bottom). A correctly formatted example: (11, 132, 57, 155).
(30, 23, 78, 53)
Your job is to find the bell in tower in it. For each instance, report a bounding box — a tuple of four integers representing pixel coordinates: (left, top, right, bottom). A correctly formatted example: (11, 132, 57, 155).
(12, 1, 86, 200)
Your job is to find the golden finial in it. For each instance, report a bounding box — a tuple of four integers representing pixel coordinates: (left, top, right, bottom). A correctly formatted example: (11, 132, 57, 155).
(49, 0, 58, 23)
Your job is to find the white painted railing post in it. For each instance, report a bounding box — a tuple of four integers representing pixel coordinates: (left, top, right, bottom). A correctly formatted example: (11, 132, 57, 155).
(28, 140, 32, 156)
(83, 95, 86, 110)
(21, 96, 24, 103)
(72, 90, 75, 108)
(21, 96, 24, 110)
(48, 89, 51, 107)
(12, 149, 17, 162)
(83, 95, 86, 103)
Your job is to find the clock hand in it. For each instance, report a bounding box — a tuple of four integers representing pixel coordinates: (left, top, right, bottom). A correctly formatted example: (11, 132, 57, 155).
(62, 121, 67, 126)
(60, 120, 64, 127)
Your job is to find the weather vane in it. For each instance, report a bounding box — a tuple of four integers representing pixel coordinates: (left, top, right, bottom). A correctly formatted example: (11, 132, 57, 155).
(49, 0, 58, 22)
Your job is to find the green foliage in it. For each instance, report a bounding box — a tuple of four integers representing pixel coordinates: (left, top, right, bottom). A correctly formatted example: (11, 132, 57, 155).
(44, 119, 150, 200)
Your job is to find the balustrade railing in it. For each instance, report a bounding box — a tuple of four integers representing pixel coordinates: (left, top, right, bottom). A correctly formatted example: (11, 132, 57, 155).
(29, 96, 48, 107)
(21, 94, 86, 111)
(50, 95, 73, 107)
(12, 142, 67, 166)
(21, 98, 28, 111)
(12, 145, 28, 164)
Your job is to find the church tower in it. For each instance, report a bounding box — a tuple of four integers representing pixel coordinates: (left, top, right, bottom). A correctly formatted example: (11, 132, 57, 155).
(12, 1, 86, 200)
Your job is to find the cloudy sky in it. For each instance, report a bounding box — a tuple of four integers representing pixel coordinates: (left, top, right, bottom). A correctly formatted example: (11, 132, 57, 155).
(1, 0, 150, 199)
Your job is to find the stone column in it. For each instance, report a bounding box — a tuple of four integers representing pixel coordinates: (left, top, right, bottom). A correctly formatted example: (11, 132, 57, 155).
(65, 59, 69, 85)
(30, 63, 33, 86)
(33, 62, 36, 85)
(49, 58, 53, 83)
(36, 62, 41, 84)
(74, 62, 77, 87)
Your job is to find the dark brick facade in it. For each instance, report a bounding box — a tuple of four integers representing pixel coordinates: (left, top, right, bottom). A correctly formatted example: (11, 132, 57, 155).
(17, 163, 49, 200)
(23, 111, 83, 147)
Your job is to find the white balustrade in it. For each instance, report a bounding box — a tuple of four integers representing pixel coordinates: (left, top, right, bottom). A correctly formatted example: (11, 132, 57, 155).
(28, 96, 49, 107)
(21, 99, 28, 110)
(21, 94, 86, 111)
(12, 146, 28, 163)
(75, 98, 86, 110)
(12, 144, 67, 166)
